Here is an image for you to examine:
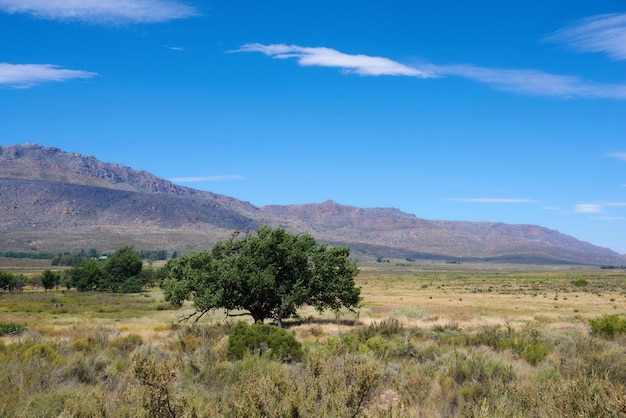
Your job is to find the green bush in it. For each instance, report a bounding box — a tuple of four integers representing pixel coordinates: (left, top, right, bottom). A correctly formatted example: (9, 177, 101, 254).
(522, 343, 550, 365)
(227, 321, 303, 362)
(121, 277, 144, 293)
(588, 314, 626, 338)
(0, 322, 27, 337)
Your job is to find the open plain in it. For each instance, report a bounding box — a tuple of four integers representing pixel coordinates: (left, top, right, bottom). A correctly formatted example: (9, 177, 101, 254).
(1, 258, 625, 417)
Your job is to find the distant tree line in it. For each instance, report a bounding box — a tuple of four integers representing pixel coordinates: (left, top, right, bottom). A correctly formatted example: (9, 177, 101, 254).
(1, 245, 170, 294)
(51, 248, 175, 267)
(134, 249, 173, 261)
(51, 252, 92, 267)
(0, 251, 54, 260)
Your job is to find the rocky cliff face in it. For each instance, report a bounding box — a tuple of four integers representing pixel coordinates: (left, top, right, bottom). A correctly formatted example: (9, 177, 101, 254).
(1, 143, 624, 265)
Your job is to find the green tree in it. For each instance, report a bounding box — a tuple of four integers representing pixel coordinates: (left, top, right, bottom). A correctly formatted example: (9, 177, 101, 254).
(0, 271, 24, 292)
(40, 269, 60, 291)
(104, 246, 143, 292)
(163, 226, 361, 326)
(69, 259, 107, 291)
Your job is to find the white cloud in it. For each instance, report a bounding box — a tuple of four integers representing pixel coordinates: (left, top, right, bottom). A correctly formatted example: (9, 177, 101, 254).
(0, 0, 197, 24)
(448, 198, 536, 203)
(573, 201, 626, 215)
(428, 63, 626, 99)
(234, 43, 436, 78)
(0, 63, 97, 88)
(592, 216, 625, 221)
(608, 152, 626, 161)
(237, 43, 626, 99)
(169, 175, 246, 182)
(546, 13, 626, 61)
(574, 203, 604, 213)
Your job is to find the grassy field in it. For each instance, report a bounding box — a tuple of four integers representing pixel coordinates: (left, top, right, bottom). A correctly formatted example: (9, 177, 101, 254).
(1, 258, 625, 417)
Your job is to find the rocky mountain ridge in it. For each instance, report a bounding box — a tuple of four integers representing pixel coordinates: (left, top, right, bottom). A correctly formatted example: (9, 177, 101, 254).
(1, 143, 624, 265)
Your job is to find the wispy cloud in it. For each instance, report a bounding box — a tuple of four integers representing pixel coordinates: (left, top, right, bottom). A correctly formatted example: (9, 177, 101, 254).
(0, 63, 97, 88)
(608, 152, 626, 161)
(237, 43, 626, 99)
(447, 198, 536, 203)
(546, 13, 626, 61)
(234, 44, 436, 78)
(592, 216, 626, 221)
(169, 175, 246, 183)
(574, 203, 604, 213)
(574, 202, 626, 214)
(428, 63, 626, 99)
(0, 0, 198, 24)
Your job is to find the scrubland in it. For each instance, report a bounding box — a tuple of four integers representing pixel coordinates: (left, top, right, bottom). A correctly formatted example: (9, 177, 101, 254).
(1, 259, 625, 417)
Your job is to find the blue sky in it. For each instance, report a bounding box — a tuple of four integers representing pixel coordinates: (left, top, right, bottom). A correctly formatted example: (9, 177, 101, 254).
(1, 1, 625, 254)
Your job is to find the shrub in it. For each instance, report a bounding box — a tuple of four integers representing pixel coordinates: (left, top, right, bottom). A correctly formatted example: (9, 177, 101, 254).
(0, 322, 27, 337)
(588, 314, 626, 338)
(449, 349, 515, 386)
(110, 333, 143, 353)
(432, 322, 461, 333)
(522, 343, 550, 365)
(132, 346, 182, 418)
(121, 277, 144, 293)
(227, 321, 303, 362)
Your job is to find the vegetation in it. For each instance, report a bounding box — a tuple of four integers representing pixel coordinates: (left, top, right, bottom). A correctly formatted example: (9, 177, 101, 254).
(163, 226, 361, 326)
(0, 251, 55, 260)
(65, 246, 149, 293)
(227, 321, 303, 362)
(0, 322, 27, 337)
(0, 259, 625, 416)
(589, 314, 626, 338)
(40, 269, 61, 291)
(51, 252, 92, 267)
(0, 271, 25, 292)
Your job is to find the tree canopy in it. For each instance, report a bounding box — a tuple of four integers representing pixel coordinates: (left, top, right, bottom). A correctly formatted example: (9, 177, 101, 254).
(162, 226, 361, 326)
(67, 245, 144, 292)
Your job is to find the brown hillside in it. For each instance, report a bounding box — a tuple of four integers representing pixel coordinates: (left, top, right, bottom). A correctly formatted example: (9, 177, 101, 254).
(1, 143, 624, 265)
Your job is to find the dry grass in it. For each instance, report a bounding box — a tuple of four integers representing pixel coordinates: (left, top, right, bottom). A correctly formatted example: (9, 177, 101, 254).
(355, 263, 625, 330)
(1, 260, 625, 417)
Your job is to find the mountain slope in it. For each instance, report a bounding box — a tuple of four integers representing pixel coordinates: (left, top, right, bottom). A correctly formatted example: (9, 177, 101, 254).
(1, 143, 624, 265)
(259, 200, 620, 264)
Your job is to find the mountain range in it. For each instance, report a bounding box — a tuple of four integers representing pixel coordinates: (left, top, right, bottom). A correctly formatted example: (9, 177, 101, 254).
(1, 143, 624, 265)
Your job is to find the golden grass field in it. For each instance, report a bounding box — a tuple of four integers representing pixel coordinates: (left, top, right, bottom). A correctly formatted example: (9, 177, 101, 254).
(1, 257, 625, 417)
(1, 258, 624, 341)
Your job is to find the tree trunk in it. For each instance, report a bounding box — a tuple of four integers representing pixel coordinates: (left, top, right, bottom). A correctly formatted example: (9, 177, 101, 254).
(251, 312, 264, 324)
